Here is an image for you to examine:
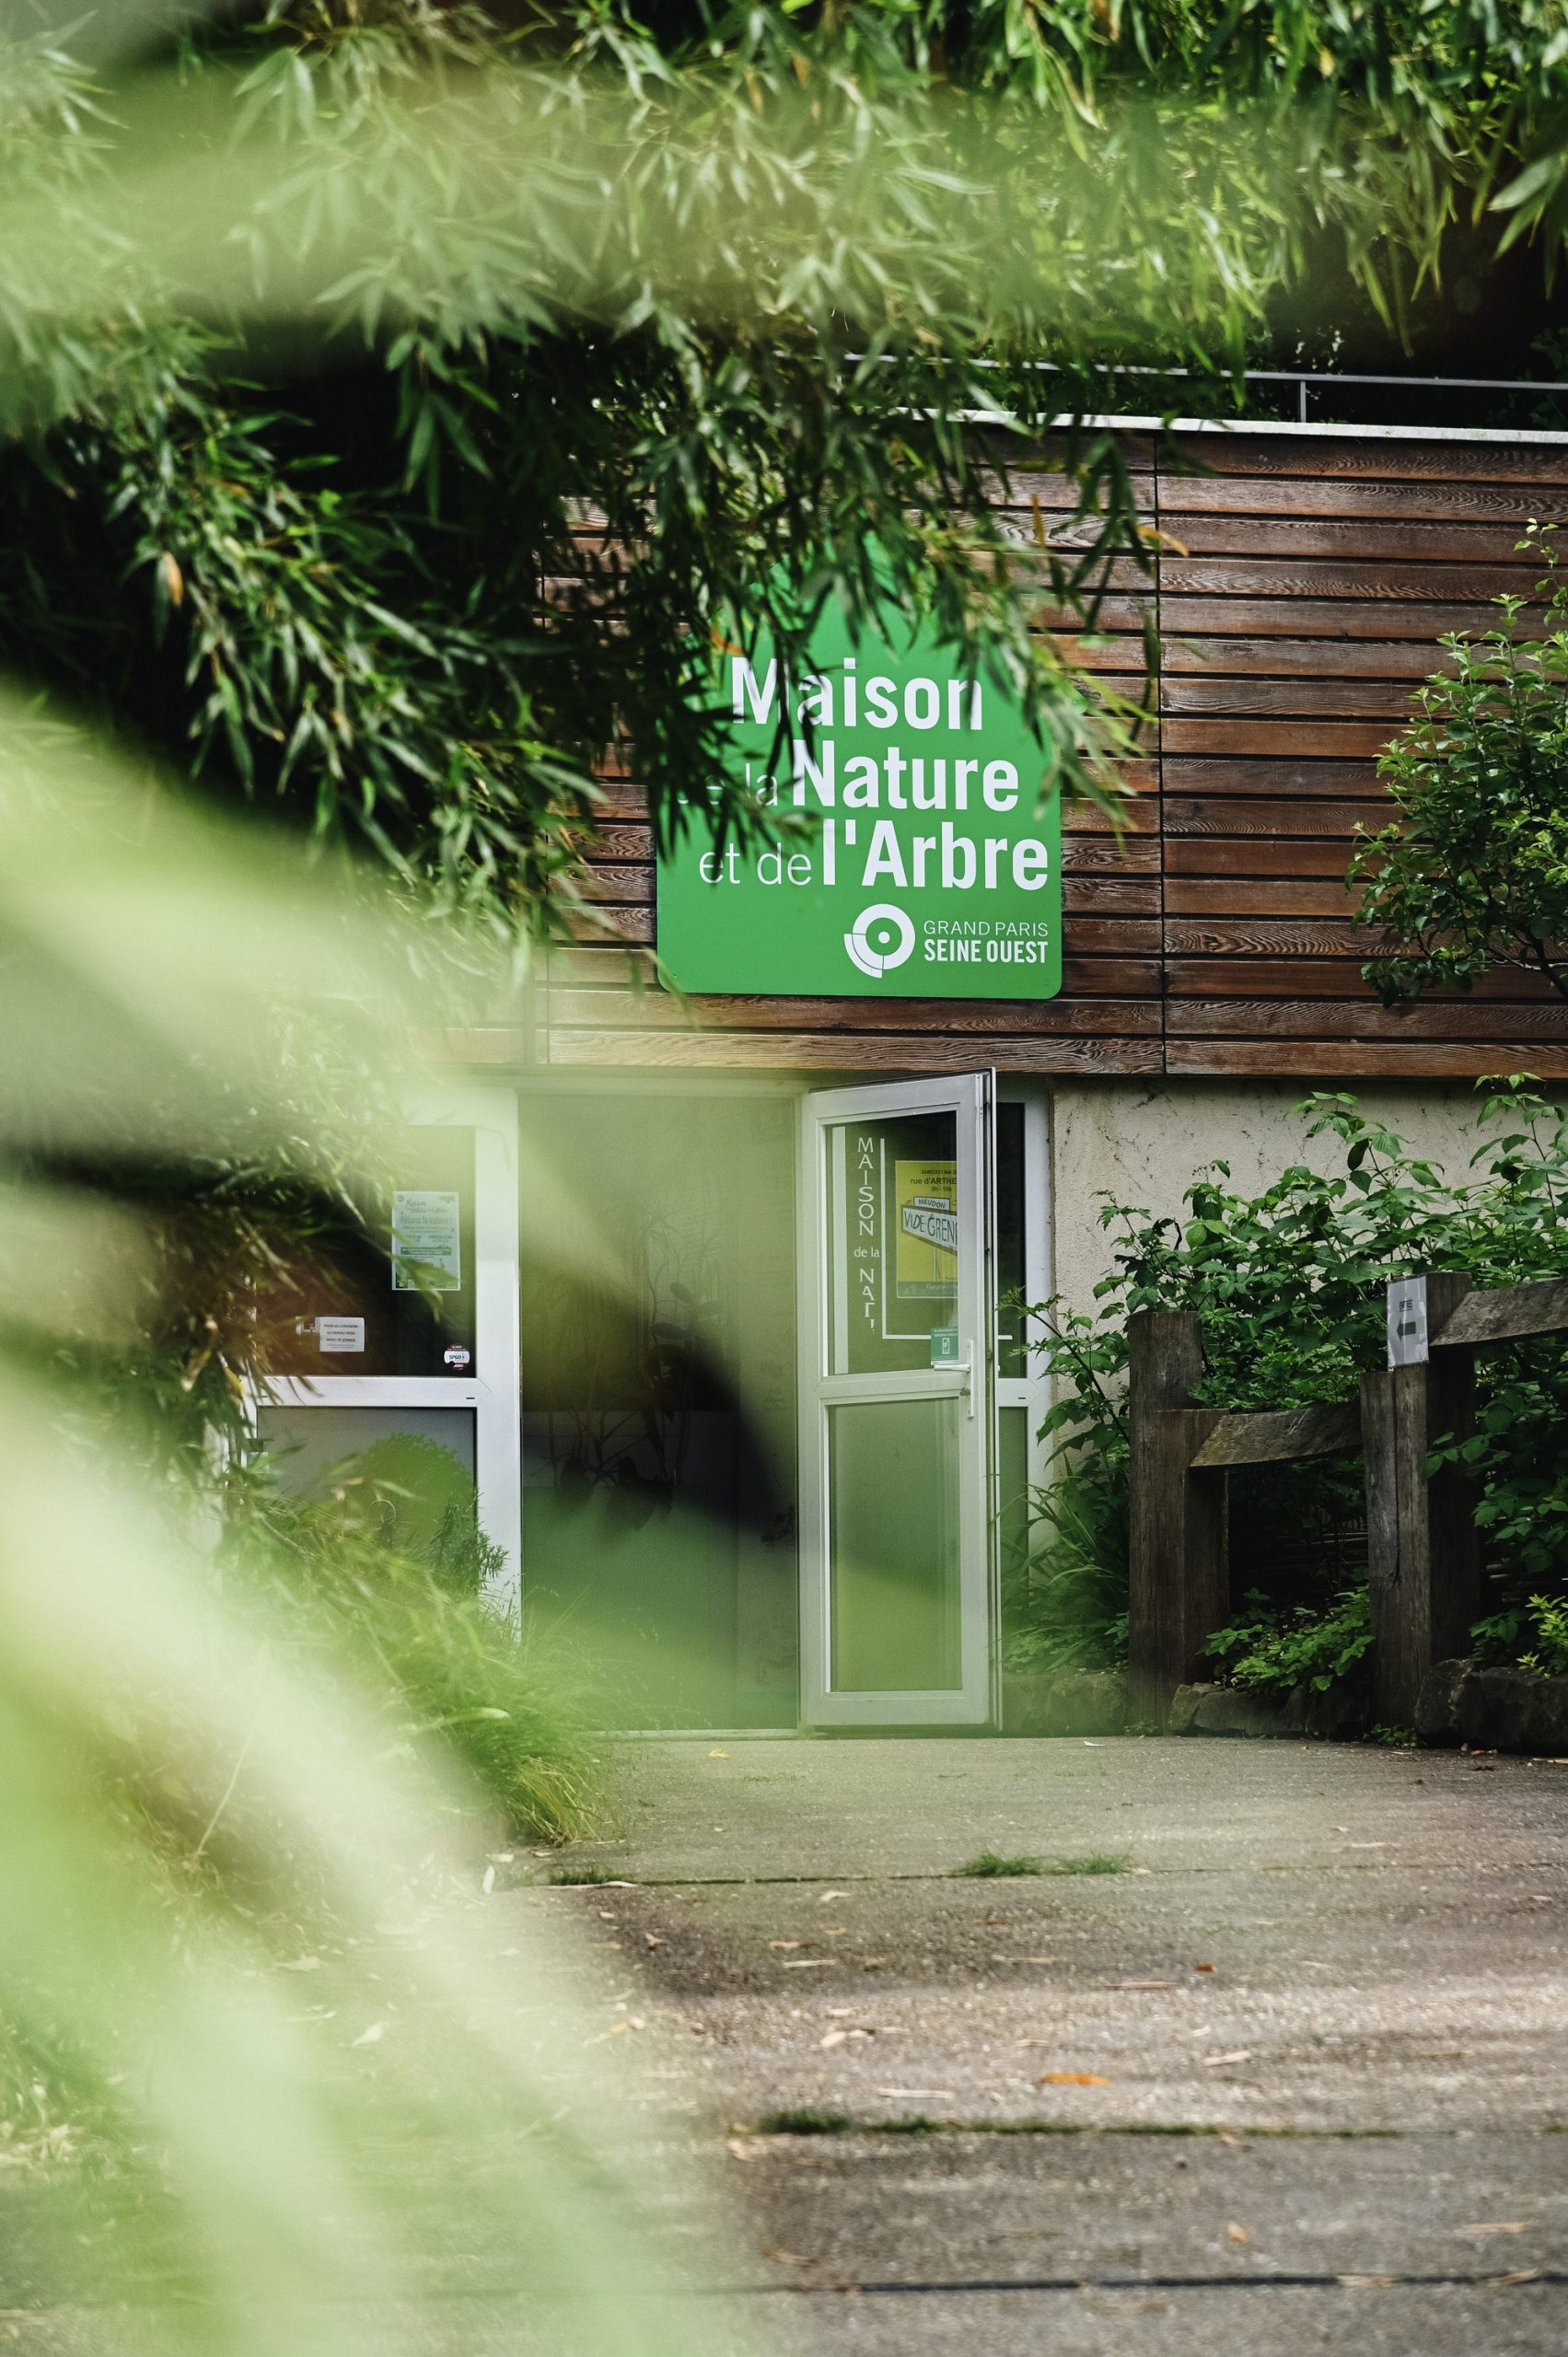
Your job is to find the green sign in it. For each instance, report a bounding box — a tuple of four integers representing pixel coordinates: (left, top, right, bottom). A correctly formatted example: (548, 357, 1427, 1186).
(656, 602, 1061, 999)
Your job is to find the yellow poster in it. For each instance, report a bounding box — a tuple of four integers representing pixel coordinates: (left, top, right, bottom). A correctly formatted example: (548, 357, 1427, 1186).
(894, 1159, 958, 1300)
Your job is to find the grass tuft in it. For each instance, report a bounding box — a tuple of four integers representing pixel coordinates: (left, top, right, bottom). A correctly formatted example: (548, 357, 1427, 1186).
(953, 1851, 1042, 1878)
(1049, 1852, 1132, 1875)
(755, 2108, 853, 2136)
(546, 1863, 624, 1887)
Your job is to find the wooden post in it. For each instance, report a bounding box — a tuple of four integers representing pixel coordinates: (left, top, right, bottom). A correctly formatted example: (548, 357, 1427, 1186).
(1362, 1271, 1481, 1728)
(1126, 1311, 1225, 1722)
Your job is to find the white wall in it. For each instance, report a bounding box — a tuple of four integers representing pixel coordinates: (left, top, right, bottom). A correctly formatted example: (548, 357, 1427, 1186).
(1047, 1078, 1561, 1321)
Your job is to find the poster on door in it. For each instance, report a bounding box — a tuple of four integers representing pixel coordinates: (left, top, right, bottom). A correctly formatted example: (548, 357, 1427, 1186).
(390, 1190, 462, 1292)
(894, 1159, 958, 1301)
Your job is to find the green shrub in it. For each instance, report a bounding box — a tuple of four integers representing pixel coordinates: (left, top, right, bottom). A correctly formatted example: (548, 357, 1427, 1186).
(1476, 1592, 1568, 1678)
(1204, 1586, 1373, 1696)
(1016, 1088, 1568, 1680)
(1004, 1312, 1129, 1674)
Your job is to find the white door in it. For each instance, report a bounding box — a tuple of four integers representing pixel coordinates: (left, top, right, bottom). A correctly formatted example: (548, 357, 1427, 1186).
(798, 1073, 998, 1726)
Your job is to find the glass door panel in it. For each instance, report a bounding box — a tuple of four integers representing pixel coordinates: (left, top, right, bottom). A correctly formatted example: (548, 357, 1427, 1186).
(829, 1396, 961, 1691)
(800, 1073, 996, 1726)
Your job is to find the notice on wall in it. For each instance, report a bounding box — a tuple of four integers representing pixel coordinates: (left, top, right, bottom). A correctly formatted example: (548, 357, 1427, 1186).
(894, 1159, 958, 1300)
(391, 1190, 462, 1292)
(317, 1316, 366, 1353)
(656, 598, 1061, 999)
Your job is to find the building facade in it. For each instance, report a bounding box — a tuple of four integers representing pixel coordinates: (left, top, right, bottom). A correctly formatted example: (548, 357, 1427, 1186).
(263, 423, 1568, 1732)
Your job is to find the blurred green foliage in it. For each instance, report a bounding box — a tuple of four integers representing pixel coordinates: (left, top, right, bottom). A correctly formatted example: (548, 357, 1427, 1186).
(231, 1457, 599, 1840)
(8, 2, 1568, 937)
(0, 700, 726, 2357)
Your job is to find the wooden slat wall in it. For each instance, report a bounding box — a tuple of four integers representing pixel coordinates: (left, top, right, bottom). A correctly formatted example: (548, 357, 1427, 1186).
(538, 434, 1568, 1079)
(1159, 435, 1568, 1078)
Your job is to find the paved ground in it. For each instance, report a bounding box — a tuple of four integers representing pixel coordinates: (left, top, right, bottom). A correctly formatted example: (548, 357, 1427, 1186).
(528, 1734, 1568, 2354)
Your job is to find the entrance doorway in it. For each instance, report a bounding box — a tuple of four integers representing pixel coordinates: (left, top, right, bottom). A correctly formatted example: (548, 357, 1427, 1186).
(514, 1072, 1045, 1729)
(798, 1074, 996, 1725)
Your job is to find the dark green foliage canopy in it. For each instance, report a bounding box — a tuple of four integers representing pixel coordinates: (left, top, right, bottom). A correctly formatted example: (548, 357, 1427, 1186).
(5, 1, 1568, 938)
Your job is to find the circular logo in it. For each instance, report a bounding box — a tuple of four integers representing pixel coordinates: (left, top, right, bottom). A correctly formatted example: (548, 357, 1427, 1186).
(843, 902, 915, 979)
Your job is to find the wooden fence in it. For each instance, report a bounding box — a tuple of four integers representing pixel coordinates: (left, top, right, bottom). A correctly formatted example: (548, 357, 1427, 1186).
(1128, 1271, 1568, 1727)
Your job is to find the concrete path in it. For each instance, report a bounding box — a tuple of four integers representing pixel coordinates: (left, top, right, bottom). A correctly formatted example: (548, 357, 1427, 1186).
(534, 1734, 1568, 2354)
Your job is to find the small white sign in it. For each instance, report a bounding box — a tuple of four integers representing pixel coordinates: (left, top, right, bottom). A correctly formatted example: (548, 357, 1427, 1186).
(391, 1190, 461, 1292)
(317, 1316, 366, 1354)
(1388, 1275, 1429, 1368)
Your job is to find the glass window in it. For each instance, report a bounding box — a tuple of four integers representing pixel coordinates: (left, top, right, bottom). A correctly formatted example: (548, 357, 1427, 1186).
(262, 1128, 478, 1380)
(826, 1111, 959, 1376)
(996, 1101, 1028, 1380)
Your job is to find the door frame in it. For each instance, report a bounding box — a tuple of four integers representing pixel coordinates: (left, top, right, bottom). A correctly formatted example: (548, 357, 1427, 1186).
(258, 1083, 522, 1619)
(796, 1070, 998, 1727)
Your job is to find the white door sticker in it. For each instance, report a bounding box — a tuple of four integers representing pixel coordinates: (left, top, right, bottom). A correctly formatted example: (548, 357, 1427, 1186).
(317, 1316, 366, 1353)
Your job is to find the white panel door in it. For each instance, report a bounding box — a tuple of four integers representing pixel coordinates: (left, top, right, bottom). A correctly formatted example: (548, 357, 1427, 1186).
(798, 1073, 997, 1726)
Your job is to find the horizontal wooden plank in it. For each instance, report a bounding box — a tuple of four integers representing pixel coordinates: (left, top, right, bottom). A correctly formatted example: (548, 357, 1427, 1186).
(1166, 996, 1568, 1040)
(1161, 635, 1462, 679)
(1436, 1279, 1568, 1350)
(1030, 597, 1153, 633)
(1062, 834, 1161, 873)
(1166, 1037, 1568, 1077)
(1062, 796, 1159, 836)
(590, 781, 649, 820)
(1166, 958, 1554, 1001)
(563, 906, 652, 944)
(1170, 515, 1548, 563)
(582, 823, 653, 862)
(545, 1028, 1166, 1074)
(1167, 438, 1568, 486)
(1048, 957, 1164, 996)
(1161, 720, 1397, 759)
(1043, 633, 1154, 674)
(1162, 597, 1527, 641)
(1164, 916, 1366, 956)
(546, 989, 1162, 1038)
(1063, 875, 1161, 914)
(980, 467, 1157, 513)
(577, 865, 652, 904)
(542, 945, 656, 988)
(1162, 557, 1537, 601)
(1066, 916, 1164, 953)
(1164, 797, 1387, 839)
(1190, 1402, 1362, 1469)
(1163, 879, 1361, 917)
(1162, 838, 1367, 877)
(1160, 677, 1419, 719)
(1165, 476, 1568, 525)
(1161, 758, 1378, 796)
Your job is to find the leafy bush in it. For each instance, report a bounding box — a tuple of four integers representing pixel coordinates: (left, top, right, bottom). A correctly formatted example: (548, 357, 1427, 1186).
(1013, 1087, 1568, 1684)
(1353, 528, 1568, 1005)
(1204, 1587, 1373, 1695)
